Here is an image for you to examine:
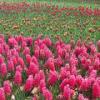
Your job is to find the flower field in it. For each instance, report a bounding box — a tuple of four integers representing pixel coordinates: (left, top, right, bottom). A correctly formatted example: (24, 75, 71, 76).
(0, 34, 100, 100)
(0, 0, 100, 100)
(0, 2, 100, 41)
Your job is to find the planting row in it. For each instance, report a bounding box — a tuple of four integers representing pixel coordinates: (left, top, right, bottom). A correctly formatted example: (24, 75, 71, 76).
(0, 2, 100, 16)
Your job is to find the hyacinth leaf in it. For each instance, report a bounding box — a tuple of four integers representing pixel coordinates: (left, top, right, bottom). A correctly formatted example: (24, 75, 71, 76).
(14, 88, 26, 100)
(0, 78, 2, 87)
(50, 81, 60, 99)
(39, 92, 45, 100)
(22, 71, 27, 83)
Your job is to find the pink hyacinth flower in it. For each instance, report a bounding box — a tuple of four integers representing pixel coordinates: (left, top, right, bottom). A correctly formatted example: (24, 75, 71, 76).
(0, 88, 6, 100)
(16, 65, 23, 73)
(63, 85, 71, 100)
(0, 55, 4, 64)
(3, 80, 12, 96)
(23, 47, 30, 55)
(48, 70, 58, 86)
(7, 60, 14, 72)
(79, 78, 90, 91)
(45, 57, 55, 71)
(14, 71, 22, 86)
(78, 94, 85, 100)
(59, 66, 70, 80)
(54, 56, 63, 68)
(26, 54, 31, 64)
(24, 75, 34, 92)
(69, 75, 76, 88)
(42, 88, 53, 100)
(43, 37, 52, 47)
(0, 63, 7, 77)
(31, 56, 39, 66)
(39, 49, 45, 59)
(45, 48, 53, 58)
(34, 45, 40, 58)
(60, 79, 69, 91)
(28, 62, 39, 75)
(32, 96, 38, 100)
(78, 93, 89, 100)
(76, 75, 83, 86)
(92, 81, 100, 98)
(39, 79, 46, 92)
(18, 57, 25, 69)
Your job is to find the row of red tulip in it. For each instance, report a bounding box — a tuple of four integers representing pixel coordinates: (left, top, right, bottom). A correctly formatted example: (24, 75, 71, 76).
(0, 2, 100, 16)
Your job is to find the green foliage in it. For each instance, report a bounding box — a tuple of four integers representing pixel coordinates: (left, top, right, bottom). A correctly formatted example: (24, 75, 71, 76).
(0, 11, 100, 42)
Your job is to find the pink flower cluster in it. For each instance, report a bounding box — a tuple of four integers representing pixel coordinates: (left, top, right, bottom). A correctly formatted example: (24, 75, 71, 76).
(0, 34, 100, 100)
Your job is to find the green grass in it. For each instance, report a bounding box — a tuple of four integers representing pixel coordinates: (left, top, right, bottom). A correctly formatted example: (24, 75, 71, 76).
(0, 0, 100, 42)
(0, 0, 100, 8)
(0, 10, 99, 42)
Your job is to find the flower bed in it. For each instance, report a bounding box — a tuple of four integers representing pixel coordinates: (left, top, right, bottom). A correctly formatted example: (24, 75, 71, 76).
(0, 34, 99, 100)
